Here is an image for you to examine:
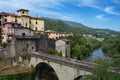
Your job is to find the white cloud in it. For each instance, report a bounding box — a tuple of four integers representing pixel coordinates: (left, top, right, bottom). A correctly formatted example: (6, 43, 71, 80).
(0, 0, 77, 21)
(0, 0, 64, 17)
(104, 7, 120, 15)
(78, 0, 101, 9)
(111, 0, 120, 4)
(77, 0, 120, 16)
(95, 14, 106, 20)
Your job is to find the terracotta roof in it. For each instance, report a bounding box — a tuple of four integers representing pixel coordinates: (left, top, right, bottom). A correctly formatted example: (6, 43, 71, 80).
(11, 14, 21, 17)
(14, 26, 35, 31)
(3, 22, 21, 25)
(0, 12, 10, 16)
(21, 15, 30, 17)
(30, 16, 44, 20)
(0, 12, 21, 17)
(62, 39, 70, 42)
(17, 9, 29, 12)
(0, 11, 44, 20)
(45, 30, 59, 33)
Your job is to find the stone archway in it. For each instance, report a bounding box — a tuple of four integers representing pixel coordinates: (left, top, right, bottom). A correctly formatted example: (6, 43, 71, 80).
(35, 62, 59, 80)
(74, 75, 85, 80)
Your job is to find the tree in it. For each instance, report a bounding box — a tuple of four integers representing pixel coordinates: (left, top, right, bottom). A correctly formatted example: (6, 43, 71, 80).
(87, 59, 120, 80)
(1, 42, 7, 48)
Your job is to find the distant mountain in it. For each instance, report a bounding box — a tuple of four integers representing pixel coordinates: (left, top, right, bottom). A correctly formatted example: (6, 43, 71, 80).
(43, 17, 120, 38)
(65, 21, 89, 28)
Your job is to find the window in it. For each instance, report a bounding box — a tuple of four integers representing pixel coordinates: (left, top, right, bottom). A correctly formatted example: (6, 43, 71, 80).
(0, 16, 1, 19)
(15, 19, 17, 22)
(5, 19, 7, 22)
(0, 28, 1, 33)
(35, 27, 37, 31)
(5, 15, 7, 17)
(22, 11, 24, 14)
(0, 21, 1, 25)
(12, 24, 14, 27)
(36, 21, 37, 24)
(26, 23, 27, 27)
(29, 20, 31, 24)
(22, 33, 25, 36)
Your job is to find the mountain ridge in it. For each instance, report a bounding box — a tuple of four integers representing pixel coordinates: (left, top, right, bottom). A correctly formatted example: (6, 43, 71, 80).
(42, 17, 120, 38)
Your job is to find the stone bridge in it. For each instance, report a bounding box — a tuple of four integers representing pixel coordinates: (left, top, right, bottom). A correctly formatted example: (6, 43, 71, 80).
(26, 52, 94, 80)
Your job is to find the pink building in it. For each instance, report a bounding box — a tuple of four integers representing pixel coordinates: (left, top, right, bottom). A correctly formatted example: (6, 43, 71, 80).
(2, 22, 21, 42)
(45, 30, 59, 39)
(2, 22, 35, 43)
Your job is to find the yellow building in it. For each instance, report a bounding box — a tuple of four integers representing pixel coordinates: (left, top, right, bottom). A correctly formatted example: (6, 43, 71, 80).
(0, 9, 44, 31)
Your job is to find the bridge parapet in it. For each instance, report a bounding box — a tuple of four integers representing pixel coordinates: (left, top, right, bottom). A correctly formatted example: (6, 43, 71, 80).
(29, 52, 94, 72)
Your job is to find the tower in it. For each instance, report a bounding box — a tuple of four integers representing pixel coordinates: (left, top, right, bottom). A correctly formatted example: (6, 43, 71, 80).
(17, 9, 29, 16)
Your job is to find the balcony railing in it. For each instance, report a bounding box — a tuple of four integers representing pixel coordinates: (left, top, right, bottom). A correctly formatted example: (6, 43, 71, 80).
(7, 32, 14, 36)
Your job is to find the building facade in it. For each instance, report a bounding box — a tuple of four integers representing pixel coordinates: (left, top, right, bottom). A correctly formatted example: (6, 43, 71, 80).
(2, 22, 37, 58)
(2, 22, 36, 43)
(55, 39, 70, 57)
(0, 9, 44, 31)
(45, 30, 59, 39)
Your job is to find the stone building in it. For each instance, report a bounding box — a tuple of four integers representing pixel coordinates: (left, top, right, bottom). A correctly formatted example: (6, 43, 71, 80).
(55, 39, 70, 57)
(0, 9, 44, 31)
(38, 35, 55, 51)
(2, 22, 37, 58)
(38, 35, 70, 57)
(2, 22, 36, 43)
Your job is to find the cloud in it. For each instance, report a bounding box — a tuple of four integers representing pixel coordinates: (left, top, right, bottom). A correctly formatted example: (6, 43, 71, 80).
(78, 0, 101, 9)
(77, 0, 120, 16)
(0, 0, 64, 16)
(0, 0, 76, 21)
(95, 14, 106, 20)
(0, 0, 63, 11)
(104, 7, 120, 15)
(111, 0, 120, 4)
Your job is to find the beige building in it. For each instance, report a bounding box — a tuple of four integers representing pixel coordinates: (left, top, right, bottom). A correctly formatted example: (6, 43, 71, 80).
(0, 9, 44, 31)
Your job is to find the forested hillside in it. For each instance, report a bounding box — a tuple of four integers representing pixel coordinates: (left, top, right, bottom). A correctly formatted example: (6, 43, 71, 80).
(44, 18, 120, 38)
(44, 19, 95, 34)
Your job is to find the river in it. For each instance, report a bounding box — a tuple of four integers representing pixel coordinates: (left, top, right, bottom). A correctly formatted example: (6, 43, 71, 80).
(86, 48, 111, 62)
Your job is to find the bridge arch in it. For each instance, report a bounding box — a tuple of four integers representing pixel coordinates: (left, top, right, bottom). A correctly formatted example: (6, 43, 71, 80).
(74, 75, 85, 80)
(34, 62, 59, 80)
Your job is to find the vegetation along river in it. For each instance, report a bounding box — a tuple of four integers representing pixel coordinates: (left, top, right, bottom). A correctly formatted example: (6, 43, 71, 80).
(86, 48, 111, 62)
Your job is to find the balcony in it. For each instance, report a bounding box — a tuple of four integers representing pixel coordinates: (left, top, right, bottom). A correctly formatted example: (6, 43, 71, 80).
(7, 32, 14, 36)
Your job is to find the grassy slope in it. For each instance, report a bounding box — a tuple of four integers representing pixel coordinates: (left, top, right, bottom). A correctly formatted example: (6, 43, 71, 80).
(44, 18, 120, 38)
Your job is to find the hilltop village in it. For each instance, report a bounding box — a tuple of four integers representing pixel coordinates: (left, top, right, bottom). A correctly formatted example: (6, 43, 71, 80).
(0, 9, 73, 61)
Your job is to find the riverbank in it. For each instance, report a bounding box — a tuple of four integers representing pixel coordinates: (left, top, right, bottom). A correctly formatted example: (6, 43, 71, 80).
(86, 48, 112, 62)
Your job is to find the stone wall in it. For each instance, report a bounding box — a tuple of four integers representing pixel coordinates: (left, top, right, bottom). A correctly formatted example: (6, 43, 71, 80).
(38, 35, 55, 51)
(15, 38, 36, 54)
(6, 39, 16, 58)
(14, 27, 35, 37)
(55, 40, 70, 57)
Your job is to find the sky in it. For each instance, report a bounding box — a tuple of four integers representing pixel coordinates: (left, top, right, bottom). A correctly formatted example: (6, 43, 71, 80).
(0, 0, 120, 31)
